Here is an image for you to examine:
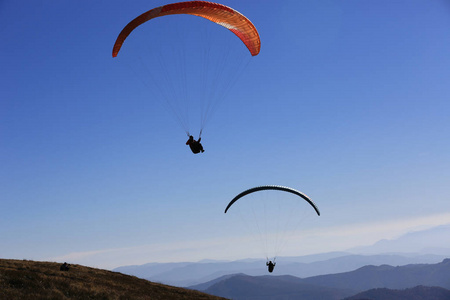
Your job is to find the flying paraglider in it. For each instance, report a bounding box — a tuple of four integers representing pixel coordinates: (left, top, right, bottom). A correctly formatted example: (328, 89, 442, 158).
(186, 135, 204, 154)
(112, 1, 261, 152)
(225, 185, 320, 272)
(266, 260, 276, 273)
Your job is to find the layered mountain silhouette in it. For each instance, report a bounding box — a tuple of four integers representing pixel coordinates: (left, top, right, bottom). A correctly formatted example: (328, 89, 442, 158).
(343, 285, 450, 300)
(114, 224, 450, 287)
(115, 253, 448, 287)
(190, 259, 450, 300)
(193, 274, 353, 300)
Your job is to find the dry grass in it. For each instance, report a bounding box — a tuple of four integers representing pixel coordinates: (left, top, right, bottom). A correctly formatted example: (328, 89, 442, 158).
(0, 259, 227, 300)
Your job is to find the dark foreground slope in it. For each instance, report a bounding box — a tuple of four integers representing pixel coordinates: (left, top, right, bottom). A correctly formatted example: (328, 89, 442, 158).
(0, 259, 227, 300)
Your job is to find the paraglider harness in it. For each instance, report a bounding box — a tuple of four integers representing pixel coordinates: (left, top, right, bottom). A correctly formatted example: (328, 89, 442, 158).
(266, 258, 276, 273)
(186, 133, 204, 154)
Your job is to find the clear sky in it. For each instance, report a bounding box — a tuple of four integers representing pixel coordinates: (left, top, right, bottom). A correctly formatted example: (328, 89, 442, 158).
(1, 0, 450, 270)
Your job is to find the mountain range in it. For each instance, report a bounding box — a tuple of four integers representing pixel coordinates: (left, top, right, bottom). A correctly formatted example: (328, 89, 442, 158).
(114, 224, 450, 287)
(114, 253, 448, 287)
(348, 224, 450, 255)
(343, 285, 450, 300)
(192, 259, 450, 300)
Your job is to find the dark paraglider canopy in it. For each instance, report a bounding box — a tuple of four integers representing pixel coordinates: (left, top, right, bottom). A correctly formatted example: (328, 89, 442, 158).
(224, 185, 321, 216)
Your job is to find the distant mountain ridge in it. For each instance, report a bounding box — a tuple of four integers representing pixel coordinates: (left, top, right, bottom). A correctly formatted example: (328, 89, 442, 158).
(301, 258, 450, 291)
(114, 253, 448, 287)
(343, 285, 450, 300)
(349, 224, 450, 254)
(193, 259, 450, 300)
(114, 224, 450, 287)
(201, 274, 354, 300)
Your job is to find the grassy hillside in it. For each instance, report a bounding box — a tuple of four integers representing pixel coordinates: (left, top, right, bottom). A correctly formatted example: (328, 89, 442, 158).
(0, 259, 227, 300)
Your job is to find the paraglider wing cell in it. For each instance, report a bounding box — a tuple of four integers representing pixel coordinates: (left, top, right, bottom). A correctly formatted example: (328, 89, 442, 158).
(224, 185, 320, 216)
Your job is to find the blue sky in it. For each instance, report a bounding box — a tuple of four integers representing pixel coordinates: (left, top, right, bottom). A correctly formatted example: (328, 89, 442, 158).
(1, 0, 450, 269)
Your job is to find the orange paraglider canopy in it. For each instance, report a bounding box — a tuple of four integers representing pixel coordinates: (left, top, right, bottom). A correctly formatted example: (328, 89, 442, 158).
(112, 1, 261, 57)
